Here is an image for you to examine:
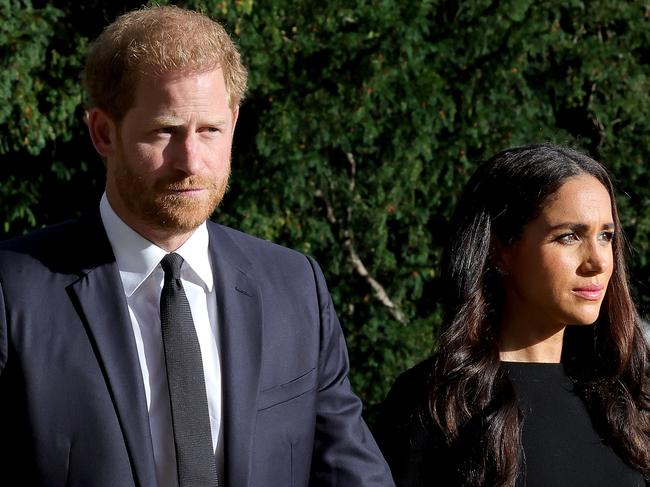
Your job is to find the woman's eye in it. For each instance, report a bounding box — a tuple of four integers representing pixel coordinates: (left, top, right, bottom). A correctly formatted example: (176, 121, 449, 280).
(599, 231, 615, 243)
(556, 233, 579, 244)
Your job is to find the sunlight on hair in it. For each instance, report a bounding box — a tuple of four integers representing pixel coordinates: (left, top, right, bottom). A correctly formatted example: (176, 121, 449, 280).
(83, 5, 247, 121)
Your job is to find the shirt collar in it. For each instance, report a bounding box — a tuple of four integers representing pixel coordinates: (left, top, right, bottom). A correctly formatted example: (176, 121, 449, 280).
(99, 193, 214, 296)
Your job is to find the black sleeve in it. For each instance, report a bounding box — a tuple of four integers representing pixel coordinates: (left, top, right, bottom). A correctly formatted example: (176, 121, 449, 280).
(374, 359, 443, 487)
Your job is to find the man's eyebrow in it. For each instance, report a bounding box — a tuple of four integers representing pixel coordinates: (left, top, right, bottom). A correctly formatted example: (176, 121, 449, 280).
(151, 116, 227, 126)
(548, 222, 615, 231)
(152, 115, 185, 126)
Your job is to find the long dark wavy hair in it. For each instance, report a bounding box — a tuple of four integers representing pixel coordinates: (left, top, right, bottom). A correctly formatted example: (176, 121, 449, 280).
(430, 143, 650, 486)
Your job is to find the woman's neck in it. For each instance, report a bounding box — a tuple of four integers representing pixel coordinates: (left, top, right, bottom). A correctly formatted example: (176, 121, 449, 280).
(499, 330, 565, 362)
(498, 304, 566, 363)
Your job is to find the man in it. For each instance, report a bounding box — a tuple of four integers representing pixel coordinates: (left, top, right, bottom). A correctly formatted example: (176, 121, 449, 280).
(0, 6, 394, 487)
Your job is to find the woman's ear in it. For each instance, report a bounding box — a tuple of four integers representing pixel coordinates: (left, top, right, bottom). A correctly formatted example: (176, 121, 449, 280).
(490, 237, 510, 276)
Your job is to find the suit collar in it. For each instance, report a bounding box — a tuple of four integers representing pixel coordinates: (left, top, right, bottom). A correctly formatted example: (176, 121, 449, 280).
(68, 213, 158, 487)
(206, 222, 254, 277)
(207, 223, 262, 487)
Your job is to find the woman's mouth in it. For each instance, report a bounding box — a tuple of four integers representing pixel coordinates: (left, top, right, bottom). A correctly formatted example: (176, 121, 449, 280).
(571, 284, 604, 301)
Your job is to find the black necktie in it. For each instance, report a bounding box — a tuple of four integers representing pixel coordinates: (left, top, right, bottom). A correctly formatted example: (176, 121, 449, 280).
(160, 253, 219, 486)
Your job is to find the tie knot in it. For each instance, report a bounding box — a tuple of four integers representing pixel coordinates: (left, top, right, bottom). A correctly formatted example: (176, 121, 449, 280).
(161, 253, 184, 279)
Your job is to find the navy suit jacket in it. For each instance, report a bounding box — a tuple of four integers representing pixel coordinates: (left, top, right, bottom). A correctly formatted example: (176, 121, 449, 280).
(0, 214, 394, 487)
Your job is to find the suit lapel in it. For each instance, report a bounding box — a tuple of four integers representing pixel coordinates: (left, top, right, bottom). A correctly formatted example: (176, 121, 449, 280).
(208, 223, 262, 487)
(68, 215, 157, 487)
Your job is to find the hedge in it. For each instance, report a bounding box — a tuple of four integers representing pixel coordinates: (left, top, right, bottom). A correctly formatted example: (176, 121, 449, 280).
(2, 0, 649, 420)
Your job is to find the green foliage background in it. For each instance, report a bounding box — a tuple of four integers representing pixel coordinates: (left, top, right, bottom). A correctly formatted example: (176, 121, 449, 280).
(2, 0, 650, 419)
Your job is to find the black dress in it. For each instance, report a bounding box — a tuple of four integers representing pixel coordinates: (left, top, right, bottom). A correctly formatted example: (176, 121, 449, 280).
(375, 359, 646, 486)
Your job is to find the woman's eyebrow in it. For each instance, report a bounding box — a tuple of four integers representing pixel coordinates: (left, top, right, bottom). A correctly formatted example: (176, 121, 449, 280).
(547, 222, 615, 232)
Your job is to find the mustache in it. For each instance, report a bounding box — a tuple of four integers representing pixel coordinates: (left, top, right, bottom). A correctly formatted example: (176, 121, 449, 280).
(156, 176, 221, 191)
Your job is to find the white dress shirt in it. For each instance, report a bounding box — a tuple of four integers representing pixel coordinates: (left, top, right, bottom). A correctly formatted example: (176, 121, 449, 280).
(99, 194, 223, 487)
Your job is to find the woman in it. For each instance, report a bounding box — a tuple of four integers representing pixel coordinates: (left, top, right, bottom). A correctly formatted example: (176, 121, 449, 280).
(377, 143, 650, 486)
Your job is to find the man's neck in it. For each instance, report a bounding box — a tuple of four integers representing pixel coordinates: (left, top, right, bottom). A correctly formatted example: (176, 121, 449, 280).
(134, 227, 195, 253)
(104, 193, 199, 252)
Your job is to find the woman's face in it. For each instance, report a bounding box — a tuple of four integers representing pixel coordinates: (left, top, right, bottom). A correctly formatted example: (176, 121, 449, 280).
(498, 174, 614, 334)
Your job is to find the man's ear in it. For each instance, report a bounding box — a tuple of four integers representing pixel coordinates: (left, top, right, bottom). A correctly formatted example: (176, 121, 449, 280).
(87, 108, 118, 158)
(230, 106, 239, 136)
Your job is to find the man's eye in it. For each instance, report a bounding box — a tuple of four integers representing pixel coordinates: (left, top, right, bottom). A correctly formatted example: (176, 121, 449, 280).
(156, 127, 175, 135)
(556, 233, 579, 244)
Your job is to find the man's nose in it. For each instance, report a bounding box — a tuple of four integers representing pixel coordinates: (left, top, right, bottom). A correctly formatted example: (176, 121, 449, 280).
(173, 134, 202, 174)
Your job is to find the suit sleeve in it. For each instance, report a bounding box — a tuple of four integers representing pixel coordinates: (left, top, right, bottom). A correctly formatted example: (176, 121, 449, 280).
(0, 274, 7, 375)
(306, 256, 395, 487)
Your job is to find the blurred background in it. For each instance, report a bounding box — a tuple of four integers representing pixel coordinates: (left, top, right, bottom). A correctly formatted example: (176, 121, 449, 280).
(2, 0, 650, 421)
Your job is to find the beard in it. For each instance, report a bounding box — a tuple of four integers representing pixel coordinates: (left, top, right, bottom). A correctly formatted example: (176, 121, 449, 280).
(112, 153, 230, 235)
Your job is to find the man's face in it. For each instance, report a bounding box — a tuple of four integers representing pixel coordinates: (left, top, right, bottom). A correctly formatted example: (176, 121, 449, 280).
(104, 67, 238, 238)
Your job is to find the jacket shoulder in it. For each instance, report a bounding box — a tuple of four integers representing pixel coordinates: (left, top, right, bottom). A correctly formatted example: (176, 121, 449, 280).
(0, 215, 110, 276)
(210, 222, 305, 258)
(0, 219, 81, 251)
(208, 222, 318, 278)
(381, 357, 435, 424)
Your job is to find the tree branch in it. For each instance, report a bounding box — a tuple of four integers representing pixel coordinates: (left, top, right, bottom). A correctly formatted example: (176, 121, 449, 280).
(314, 152, 407, 324)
